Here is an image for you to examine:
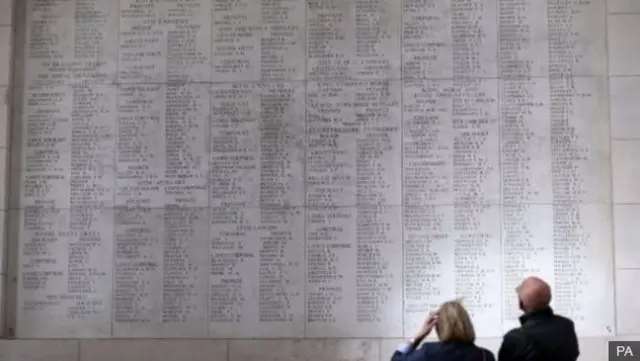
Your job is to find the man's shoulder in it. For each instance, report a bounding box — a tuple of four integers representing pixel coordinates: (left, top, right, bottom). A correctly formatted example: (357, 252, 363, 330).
(551, 313, 575, 325)
(503, 327, 526, 340)
(501, 326, 530, 350)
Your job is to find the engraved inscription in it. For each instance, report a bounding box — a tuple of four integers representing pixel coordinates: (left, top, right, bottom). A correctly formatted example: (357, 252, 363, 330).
(16, 0, 615, 339)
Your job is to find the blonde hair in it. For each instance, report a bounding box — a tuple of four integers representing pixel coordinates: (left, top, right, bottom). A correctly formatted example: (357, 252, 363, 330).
(435, 299, 476, 344)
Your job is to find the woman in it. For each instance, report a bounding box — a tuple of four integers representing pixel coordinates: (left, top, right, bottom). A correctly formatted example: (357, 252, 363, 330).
(391, 299, 495, 361)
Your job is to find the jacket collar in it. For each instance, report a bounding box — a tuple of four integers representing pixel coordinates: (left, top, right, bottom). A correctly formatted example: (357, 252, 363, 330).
(519, 306, 554, 325)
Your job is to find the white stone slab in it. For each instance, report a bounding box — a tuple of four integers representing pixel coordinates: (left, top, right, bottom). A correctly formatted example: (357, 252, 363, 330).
(610, 77, 640, 139)
(577, 338, 608, 361)
(119, 0, 211, 84)
(229, 339, 379, 361)
(497, 0, 606, 78)
(403, 0, 498, 79)
(307, 0, 401, 80)
(117, 84, 210, 208)
(0, 340, 79, 361)
(501, 204, 555, 329)
(608, 14, 640, 76)
(305, 206, 403, 338)
(306, 80, 402, 207)
(501, 204, 615, 337)
(209, 207, 305, 338)
(16, 208, 113, 338)
(553, 76, 612, 203)
(11, 0, 624, 341)
(551, 203, 615, 337)
(19, 85, 74, 208)
(499, 76, 612, 203)
(612, 140, 640, 203)
(402, 79, 500, 205)
(613, 204, 640, 269)
(19, 85, 117, 209)
(609, 336, 640, 341)
(403, 204, 503, 338)
(476, 338, 503, 356)
(212, 0, 305, 82)
(616, 269, 640, 335)
(608, 0, 640, 13)
(379, 339, 403, 359)
(551, 0, 607, 77)
(0, 0, 12, 26)
(497, 1, 550, 78)
(80, 340, 228, 361)
(113, 207, 209, 338)
(499, 78, 552, 204)
(25, 1, 118, 86)
(210, 82, 306, 208)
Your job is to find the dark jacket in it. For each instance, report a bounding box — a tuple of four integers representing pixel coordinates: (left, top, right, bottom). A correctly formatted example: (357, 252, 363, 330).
(498, 307, 580, 361)
(392, 340, 496, 361)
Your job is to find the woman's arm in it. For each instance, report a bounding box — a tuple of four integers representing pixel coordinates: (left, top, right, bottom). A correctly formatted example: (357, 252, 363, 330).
(392, 311, 438, 361)
(390, 340, 432, 361)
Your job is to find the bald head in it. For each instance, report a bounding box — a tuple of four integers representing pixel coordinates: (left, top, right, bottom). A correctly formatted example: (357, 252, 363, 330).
(516, 277, 552, 312)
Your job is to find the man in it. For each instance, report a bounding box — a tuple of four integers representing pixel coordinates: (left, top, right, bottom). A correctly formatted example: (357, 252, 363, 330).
(498, 277, 580, 361)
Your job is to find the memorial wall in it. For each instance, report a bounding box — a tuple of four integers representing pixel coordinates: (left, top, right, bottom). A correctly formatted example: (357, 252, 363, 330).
(8, 0, 619, 340)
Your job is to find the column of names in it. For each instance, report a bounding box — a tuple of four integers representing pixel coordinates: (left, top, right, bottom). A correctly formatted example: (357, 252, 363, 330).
(546, 0, 614, 336)
(498, 0, 554, 328)
(18, 0, 118, 338)
(402, 0, 502, 337)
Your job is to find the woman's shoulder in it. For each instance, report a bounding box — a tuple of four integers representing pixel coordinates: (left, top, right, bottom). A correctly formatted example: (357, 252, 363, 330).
(428, 342, 497, 361)
(424, 341, 494, 355)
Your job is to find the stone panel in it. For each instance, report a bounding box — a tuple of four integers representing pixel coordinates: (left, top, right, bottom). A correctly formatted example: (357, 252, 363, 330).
(80, 340, 227, 361)
(0, 340, 79, 361)
(608, 14, 640, 75)
(229, 339, 379, 361)
(612, 141, 640, 203)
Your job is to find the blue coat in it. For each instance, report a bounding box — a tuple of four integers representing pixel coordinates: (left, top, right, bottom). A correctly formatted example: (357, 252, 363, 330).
(391, 340, 496, 361)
